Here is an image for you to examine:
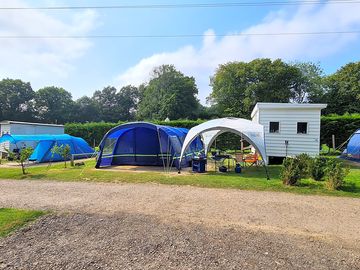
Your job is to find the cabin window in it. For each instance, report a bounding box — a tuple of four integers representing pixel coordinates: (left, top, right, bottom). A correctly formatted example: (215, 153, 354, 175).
(297, 122, 308, 134)
(269, 122, 280, 133)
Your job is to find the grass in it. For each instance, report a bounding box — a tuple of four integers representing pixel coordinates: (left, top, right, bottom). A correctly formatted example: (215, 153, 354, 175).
(0, 208, 45, 237)
(0, 159, 359, 198)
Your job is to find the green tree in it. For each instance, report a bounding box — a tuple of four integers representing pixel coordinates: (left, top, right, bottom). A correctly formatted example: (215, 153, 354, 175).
(137, 65, 200, 120)
(117, 85, 139, 121)
(6, 147, 34, 174)
(34, 87, 75, 124)
(0, 79, 35, 121)
(324, 61, 360, 115)
(290, 62, 325, 103)
(51, 144, 71, 168)
(75, 96, 100, 123)
(209, 59, 302, 117)
(92, 86, 133, 122)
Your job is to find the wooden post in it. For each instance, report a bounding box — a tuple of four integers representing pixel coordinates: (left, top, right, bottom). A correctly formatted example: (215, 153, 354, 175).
(70, 154, 74, 167)
(332, 135, 336, 152)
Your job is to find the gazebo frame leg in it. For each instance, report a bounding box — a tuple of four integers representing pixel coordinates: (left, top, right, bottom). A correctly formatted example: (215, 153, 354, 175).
(264, 164, 270, 180)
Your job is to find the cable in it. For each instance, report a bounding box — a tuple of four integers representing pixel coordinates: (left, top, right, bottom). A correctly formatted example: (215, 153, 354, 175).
(0, 30, 359, 39)
(0, 1, 359, 10)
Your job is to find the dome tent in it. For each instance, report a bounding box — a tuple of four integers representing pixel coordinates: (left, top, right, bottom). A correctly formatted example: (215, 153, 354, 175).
(0, 134, 94, 163)
(342, 129, 360, 161)
(95, 122, 203, 169)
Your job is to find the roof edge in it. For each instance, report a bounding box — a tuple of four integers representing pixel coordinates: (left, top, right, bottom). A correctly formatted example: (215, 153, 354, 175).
(251, 102, 327, 118)
(0, 120, 64, 127)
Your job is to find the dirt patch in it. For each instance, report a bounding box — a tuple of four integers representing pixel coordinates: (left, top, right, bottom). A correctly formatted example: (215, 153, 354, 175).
(1, 212, 359, 270)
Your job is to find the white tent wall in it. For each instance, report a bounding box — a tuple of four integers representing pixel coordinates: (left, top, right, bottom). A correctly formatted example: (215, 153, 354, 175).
(179, 118, 268, 166)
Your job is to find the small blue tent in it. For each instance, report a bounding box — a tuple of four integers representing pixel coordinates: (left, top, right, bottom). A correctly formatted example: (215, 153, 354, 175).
(0, 134, 94, 163)
(342, 129, 360, 162)
(95, 122, 203, 169)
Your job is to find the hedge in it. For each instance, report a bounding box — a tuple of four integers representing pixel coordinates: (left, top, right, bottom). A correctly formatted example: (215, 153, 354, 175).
(65, 115, 360, 149)
(320, 114, 360, 148)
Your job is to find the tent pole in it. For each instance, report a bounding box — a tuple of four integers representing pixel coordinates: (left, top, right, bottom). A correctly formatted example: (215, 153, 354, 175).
(264, 164, 270, 180)
(157, 127, 166, 172)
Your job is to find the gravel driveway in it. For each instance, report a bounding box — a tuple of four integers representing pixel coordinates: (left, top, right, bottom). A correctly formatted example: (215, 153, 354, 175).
(0, 180, 359, 269)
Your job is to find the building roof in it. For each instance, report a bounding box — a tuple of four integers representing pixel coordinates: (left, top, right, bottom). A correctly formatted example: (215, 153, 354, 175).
(251, 103, 327, 118)
(0, 120, 64, 127)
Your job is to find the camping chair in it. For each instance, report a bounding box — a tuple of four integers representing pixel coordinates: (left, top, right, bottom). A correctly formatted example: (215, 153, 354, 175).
(243, 152, 259, 167)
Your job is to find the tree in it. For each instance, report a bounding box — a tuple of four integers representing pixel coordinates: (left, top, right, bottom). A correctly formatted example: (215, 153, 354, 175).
(290, 62, 325, 103)
(92, 86, 134, 122)
(137, 65, 200, 120)
(324, 61, 360, 115)
(0, 79, 35, 121)
(6, 147, 34, 174)
(75, 96, 100, 123)
(34, 87, 75, 124)
(209, 59, 303, 117)
(51, 144, 71, 168)
(117, 85, 139, 121)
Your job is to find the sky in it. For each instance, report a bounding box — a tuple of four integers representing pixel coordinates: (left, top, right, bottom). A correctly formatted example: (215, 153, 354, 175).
(0, 0, 359, 104)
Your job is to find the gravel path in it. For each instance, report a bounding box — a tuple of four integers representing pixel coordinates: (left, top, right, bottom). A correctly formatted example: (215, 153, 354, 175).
(0, 180, 360, 269)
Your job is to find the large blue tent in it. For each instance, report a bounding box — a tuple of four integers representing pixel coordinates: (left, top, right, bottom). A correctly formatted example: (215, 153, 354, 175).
(95, 122, 203, 169)
(342, 129, 360, 162)
(0, 134, 94, 163)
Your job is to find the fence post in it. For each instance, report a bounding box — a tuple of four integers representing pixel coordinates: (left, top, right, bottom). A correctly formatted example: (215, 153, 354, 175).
(70, 154, 74, 167)
(332, 134, 336, 152)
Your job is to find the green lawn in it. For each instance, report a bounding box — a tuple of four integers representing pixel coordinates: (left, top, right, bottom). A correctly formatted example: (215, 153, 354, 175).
(0, 208, 45, 237)
(0, 159, 359, 198)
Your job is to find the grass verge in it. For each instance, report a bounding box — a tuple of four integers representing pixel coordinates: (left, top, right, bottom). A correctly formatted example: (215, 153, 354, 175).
(0, 159, 359, 198)
(0, 208, 45, 238)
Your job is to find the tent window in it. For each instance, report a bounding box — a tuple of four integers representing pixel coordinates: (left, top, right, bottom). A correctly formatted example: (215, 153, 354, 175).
(103, 138, 117, 155)
(269, 122, 279, 133)
(297, 122, 308, 134)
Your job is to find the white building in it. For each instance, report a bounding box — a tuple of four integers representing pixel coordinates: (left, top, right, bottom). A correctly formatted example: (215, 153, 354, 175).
(0, 121, 64, 156)
(251, 103, 327, 163)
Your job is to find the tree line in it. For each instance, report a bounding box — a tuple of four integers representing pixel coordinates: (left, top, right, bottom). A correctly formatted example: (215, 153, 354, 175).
(0, 59, 359, 124)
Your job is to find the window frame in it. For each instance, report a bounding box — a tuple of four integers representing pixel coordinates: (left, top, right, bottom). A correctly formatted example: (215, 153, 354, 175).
(297, 122, 308, 134)
(269, 121, 280, 134)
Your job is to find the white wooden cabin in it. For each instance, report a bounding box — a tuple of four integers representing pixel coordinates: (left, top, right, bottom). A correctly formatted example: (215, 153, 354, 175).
(0, 121, 64, 157)
(251, 103, 327, 163)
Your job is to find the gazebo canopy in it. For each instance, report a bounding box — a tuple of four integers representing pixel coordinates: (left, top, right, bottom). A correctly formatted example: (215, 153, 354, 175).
(179, 118, 267, 166)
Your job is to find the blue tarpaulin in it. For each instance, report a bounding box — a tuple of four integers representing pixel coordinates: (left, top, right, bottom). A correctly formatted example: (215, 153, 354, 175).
(95, 122, 204, 169)
(0, 134, 94, 163)
(342, 129, 360, 162)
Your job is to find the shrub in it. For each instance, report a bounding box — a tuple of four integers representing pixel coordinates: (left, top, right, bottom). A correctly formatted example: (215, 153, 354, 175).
(310, 157, 327, 181)
(296, 153, 312, 178)
(281, 157, 301, 186)
(324, 159, 349, 190)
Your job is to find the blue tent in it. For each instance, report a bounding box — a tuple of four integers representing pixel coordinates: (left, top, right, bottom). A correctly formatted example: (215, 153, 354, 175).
(95, 122, 203, 169)
(0, 134, 94, 163)
(342, 129, 360, 162)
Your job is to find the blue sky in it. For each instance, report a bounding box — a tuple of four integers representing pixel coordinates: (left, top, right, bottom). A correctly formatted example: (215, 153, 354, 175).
(0, 0, 359, 103)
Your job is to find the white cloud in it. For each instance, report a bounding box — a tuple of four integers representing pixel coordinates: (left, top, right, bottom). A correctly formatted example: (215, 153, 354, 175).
(116, 3, 360, 103)
(0, 0, 98, 84)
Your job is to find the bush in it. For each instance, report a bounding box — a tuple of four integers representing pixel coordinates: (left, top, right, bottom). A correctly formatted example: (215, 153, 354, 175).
(310, 157, 327, 181)
(296, 153, 312, 178)
(281, 157, 302, 186)
(324, 159, 349, 190)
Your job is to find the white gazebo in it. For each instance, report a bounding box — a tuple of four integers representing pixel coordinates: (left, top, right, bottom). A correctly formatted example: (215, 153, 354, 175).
(178, 118, 269, 177)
